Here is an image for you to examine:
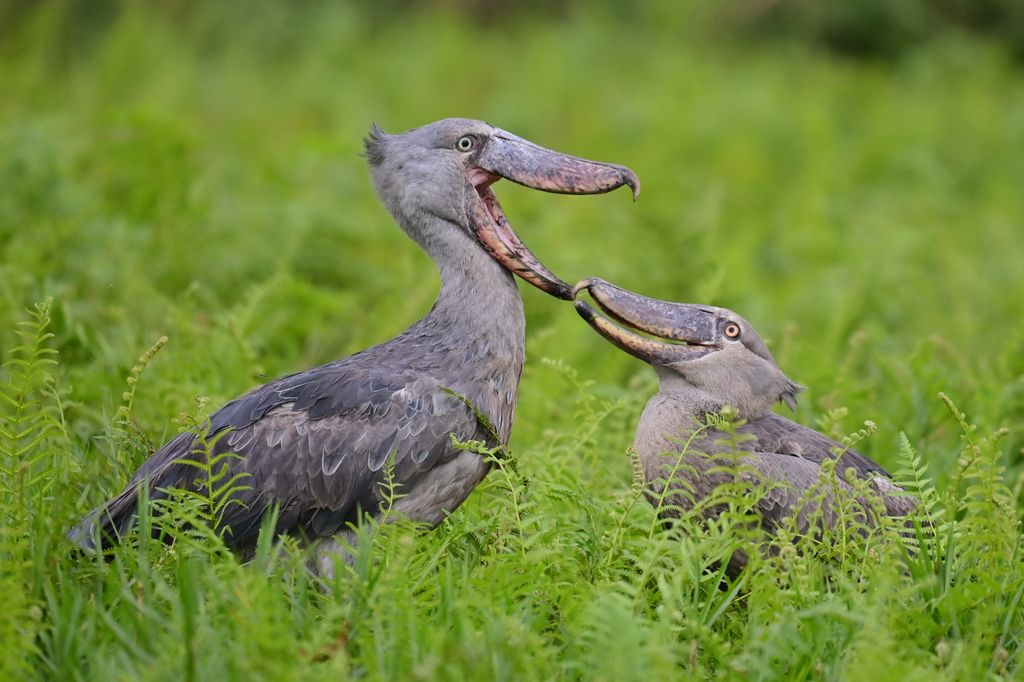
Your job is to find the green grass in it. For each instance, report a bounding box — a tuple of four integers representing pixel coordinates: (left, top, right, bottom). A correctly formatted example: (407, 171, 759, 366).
(2, 3, 1023, 680)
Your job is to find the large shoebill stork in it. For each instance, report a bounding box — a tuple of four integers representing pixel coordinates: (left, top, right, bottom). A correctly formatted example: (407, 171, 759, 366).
(573, 278, 914, 576)
(70, 119, 638, 574)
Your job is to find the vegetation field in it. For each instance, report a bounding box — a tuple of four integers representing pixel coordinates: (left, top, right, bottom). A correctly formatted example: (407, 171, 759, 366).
(2, 3, 1023, 680)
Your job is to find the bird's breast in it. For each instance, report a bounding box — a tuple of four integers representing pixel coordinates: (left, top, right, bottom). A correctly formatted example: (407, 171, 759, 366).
(389, 450, 491, 528)
(448, 362, 522, 445)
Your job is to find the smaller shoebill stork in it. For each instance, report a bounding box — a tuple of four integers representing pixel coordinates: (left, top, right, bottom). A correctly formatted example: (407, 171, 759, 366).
(573, 278, 915, 576)
(69, 119, 638, 575)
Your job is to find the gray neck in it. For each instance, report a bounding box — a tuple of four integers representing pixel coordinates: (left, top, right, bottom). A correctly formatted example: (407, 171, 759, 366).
(634, 387, 720, 461)
(653, 364, 782, 420)
(397, 213, 526, 367)
(652, 367, 724, 415)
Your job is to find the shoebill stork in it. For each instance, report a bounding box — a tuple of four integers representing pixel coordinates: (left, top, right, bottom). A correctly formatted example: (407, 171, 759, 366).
(573, 278, 914, 576)
(70, 119, 638, 574)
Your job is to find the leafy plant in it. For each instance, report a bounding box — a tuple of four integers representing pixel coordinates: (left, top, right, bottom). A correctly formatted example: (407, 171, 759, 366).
(0, 299, 68, 680)
(2, 5, 1024, 678)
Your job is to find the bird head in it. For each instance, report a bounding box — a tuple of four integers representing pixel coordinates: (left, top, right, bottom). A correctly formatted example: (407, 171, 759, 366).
(574, 278, 803, 417)
(365, 119, 639, 300)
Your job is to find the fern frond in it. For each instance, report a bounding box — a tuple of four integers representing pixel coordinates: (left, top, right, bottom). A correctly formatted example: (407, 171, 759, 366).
(148, 421, 252, 553)
(893, 432, 946, 529)
(0, 298, 61, 499)
(941, 394, 1017, 584)
(0, 298, 69, 678)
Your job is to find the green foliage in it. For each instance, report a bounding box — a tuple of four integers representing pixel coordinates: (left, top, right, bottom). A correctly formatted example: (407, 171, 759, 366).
(0, 299, 71, 680)
(1, 3, 1023, 680)
(150, 428, 252, 553)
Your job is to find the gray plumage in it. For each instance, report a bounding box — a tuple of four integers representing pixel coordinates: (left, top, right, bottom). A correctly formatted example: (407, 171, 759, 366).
(77, 318, 513, 550)
(70, 119, 638, 566)
(575, 278, 915, 575)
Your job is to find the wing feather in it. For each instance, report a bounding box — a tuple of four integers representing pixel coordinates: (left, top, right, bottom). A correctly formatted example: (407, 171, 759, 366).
(71, 356, 496, 550)
(650, 411, 914, 534)
(737, 413, 890, 479)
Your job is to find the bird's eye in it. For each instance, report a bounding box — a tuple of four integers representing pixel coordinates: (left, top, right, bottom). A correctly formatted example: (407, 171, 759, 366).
(724, 322, 741, 339)
(456, 135, 475, 152)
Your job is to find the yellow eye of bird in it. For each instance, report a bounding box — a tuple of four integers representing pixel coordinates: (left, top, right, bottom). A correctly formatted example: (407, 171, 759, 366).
(456, 135, 475, 152)
(724, 322, 741, 339)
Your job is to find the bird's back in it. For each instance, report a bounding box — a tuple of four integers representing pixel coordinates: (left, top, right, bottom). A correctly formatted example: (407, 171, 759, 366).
(70, 332, 519, 551)
(633, 392, 915, 537)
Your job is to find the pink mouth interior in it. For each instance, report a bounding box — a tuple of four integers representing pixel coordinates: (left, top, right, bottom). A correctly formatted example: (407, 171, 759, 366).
(467, 169, 570, 297)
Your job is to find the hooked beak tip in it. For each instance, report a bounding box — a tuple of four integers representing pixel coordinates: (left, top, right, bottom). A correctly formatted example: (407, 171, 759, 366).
(547, 281, 575, 301)
(574, 299, 598, 321)
(572, 278, 599, 300)
(619, 167, 640, 201)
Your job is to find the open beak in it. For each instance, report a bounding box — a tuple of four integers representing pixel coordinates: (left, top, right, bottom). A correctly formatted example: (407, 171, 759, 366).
(573, 277, 721, 365)
(466, 132, 640, 300)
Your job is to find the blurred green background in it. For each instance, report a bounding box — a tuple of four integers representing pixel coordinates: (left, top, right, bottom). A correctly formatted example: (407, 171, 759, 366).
(2, 2, 1023, 678)
(2, 0, 1021, 474)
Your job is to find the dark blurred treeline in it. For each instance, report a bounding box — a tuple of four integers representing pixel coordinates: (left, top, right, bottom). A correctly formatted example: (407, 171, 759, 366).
(456, 0, 1024, 60)
(1, 0, 1023, 61)
(728, 0, 1024, 59)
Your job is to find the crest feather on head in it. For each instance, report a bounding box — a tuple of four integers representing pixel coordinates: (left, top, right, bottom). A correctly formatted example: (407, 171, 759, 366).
(363, 123, 388, 165)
